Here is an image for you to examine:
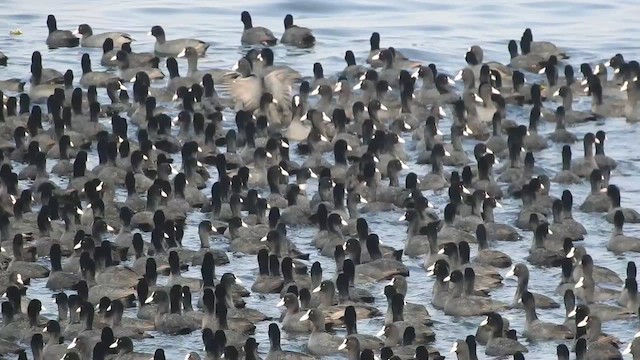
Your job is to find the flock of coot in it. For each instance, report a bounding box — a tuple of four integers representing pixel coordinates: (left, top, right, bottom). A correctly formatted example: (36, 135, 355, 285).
(0, 9, 638, 360)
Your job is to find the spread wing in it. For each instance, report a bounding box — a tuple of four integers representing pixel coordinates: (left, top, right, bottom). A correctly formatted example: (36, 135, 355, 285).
(230, 75, 263, 112)
(263, 68, 300, 110)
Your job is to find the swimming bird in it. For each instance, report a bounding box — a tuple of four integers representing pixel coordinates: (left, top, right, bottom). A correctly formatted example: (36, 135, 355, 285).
(266, 323, 314, 360)
(45, 15, 79, 48)
(79, 54, 120, 87)
(607, 211, 640, 253)
(482, 312, 528, 356)
(240, 11, 277, 46)
(73, 24, 132, 48)
(280, 14, 315, 48)
(148, 26, 209, 57)
(604, 185, 640, 223)
(520, 291, 572, 340)
(299, 308, 344, 356)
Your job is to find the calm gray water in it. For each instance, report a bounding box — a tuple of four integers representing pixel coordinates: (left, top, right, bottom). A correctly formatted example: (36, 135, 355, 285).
(1, 0, 640, 359)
